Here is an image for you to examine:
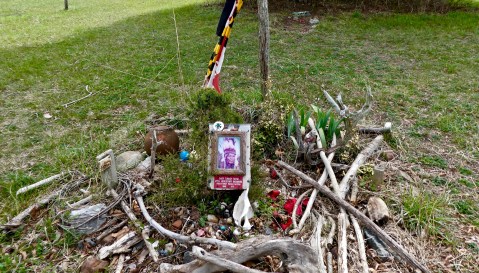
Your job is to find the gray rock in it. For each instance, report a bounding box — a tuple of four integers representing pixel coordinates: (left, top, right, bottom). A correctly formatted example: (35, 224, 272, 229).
(116, 151, 143, 172)
(207, 214, 219, 223)
(66, 204, 107, 234)
(135, 156, 151, 172)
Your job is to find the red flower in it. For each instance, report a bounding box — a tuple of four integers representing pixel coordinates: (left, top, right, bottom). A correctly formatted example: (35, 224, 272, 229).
(269, 168, 278, 179)
(267, 190, 281, 201)
(280, 217, 293, 230)
(283, 198, 302, 216)
(175, 177, 181, 183)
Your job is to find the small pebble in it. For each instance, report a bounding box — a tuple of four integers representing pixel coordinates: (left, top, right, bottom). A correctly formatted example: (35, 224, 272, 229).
(164, 243, 174, 253)
(233, 229, 241, 236)
(183, 251, 194, 263)
(207, 214, 219, 223)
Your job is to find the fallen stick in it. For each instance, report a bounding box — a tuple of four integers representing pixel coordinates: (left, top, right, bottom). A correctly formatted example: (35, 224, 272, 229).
(110, 189, 159, 262)
(192, 246, 264, 273)
(359, 122, 392, 134)
(2, 177, 88, 230)
(115, 254, 125, 273)
(276, 160, 430, 273)
(96, 219, 128, 242)
(62, 85, 95, 108)
(134, 192, 237, 250)
(142, 226, 159, 262)
(351, 215, 369, 273)
(337, 212, 348, 273)
(327, 252, 333, 273)
(160, 236, 320, 273)
(16, 173, 66, 195)
(291, 188, 312, 231)
(309, 214, 327, 273)
(149, 130, 158, 178)
(339, 135, 383, 199)
(98, 231, 137, 259)
(298, 122, 337, 231)
(68, 195, 92, 209)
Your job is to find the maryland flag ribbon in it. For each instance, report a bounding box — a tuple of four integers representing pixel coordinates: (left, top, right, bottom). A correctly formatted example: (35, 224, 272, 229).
(203, 0, 243, 93)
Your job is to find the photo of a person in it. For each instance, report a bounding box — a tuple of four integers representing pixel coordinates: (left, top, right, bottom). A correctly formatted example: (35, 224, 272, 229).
(217, 136, 241, 170)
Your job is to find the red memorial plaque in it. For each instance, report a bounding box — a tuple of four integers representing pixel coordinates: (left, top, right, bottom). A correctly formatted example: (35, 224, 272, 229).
(213, 175, 243, 189)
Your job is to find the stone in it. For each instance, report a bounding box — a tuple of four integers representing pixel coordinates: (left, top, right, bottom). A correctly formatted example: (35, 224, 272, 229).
(66, 204, 107, 234)
(367, 197, 390, 225)
(80, 256, 109, 273)
(164, 243, 175, 254)
(196, 229, 205, 237)
(207, 214, 219, 223)
(172, 219, 183, 230)
(183, 251, 194, 263)
(135, 156, 151, 172)
(116, 151, 143, 172)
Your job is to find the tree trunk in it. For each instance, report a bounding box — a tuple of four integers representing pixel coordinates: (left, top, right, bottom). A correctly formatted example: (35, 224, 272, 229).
(64, 0, 68, 10)
(257, 0, 270, 98)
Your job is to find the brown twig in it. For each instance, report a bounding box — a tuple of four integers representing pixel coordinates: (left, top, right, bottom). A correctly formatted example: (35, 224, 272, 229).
(149, 129, 158, 179)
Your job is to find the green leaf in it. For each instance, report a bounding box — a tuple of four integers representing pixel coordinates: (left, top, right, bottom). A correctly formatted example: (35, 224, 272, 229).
(290, 135, 299, 149)
(287, 111, 295, 137)
(318, 127, 327, 149)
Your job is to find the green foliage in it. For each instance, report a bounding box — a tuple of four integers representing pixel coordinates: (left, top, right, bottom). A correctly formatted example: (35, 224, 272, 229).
(432, 176, 448, 186)
(287, 105, 342, 150)
(454, 200, 477, 215)
(401, 189, 451, 237)
(418, 155, 448, 169)
(253, 97, 292, 159)
(458, 178, 475, 188)
(187, 89, 243, 144)
(459, 167, 473, 175)
(149, 153, 210, 208)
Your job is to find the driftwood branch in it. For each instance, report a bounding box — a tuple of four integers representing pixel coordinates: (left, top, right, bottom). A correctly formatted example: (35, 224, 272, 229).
(351, 215, 369, 273)
(16, 172, 66, 195)
(276, 160, 430, 273)
(339, 135, 383, 199)
(2, 176, 88, 230)
(115, 254, 125, 273)
(337, 211, 348, 273)
(359, 122, 392, 134)
(110, 189, 159, 262)
(62, 85, 95, 107)
(192, 246, 264, 273)
(149, 130, 158, 178)
(160, 236, 320, 273)
(97, 231, 138, 259)
(68, 195, 92, 209)
(134, 192, 237, 250)
(96, 219, 128, 242)
(310, 213, 327, 273)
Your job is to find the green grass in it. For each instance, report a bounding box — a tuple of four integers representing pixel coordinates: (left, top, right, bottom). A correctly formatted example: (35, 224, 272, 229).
(401, 189, 452, 238)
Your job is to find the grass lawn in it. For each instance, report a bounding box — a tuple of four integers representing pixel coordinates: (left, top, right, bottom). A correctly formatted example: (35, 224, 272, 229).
(1, 0, 478, 271)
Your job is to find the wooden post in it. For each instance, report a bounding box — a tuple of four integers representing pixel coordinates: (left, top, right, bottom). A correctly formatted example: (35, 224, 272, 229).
(257, 0, 270, 99)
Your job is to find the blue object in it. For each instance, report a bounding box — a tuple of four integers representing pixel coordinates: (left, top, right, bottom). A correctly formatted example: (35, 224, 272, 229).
(180, 150, 190, 161)
(220, 225, 227, 231)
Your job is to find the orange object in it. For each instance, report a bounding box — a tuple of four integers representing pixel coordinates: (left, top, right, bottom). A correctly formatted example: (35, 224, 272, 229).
(144, 126, 179, 156)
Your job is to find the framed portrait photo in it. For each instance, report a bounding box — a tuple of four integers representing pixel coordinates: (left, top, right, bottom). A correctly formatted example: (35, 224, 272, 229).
(208, 123, 251, 190)
(211, 131, 246, 175)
